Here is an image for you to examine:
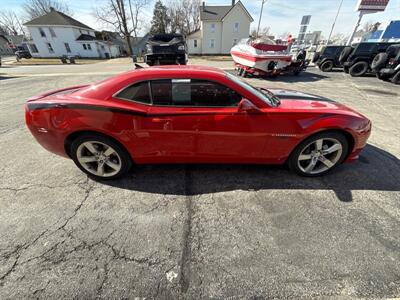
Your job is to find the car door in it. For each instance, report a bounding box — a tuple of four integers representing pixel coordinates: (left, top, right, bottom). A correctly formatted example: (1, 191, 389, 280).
(112, 79, 196, 162)
(146, 79, 197, 161)
(166, 79, 271, 163)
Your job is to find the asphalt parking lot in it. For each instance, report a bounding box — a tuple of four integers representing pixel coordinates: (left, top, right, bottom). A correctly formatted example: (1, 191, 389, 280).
(1, 59, 400, 299)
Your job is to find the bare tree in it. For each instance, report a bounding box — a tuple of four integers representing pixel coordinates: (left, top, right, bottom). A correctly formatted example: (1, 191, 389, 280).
(0, 10, 26, 35)
(127, 0, 149, 38)
(23, 0, 73, 19)
(167, 0, 200, 35)
(251, 26, 271, 38)
(95, 0, 149, 55)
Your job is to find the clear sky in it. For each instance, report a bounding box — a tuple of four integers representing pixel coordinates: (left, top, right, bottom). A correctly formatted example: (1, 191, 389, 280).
(3, 0, 400, 37)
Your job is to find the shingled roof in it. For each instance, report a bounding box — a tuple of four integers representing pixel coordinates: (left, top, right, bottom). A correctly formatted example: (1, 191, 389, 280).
(200, 1, 253, 22)
(23, 9, 93, 30)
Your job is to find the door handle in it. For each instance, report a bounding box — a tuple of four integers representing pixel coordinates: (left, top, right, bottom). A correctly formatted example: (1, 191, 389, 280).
(151, 118, 172, 122)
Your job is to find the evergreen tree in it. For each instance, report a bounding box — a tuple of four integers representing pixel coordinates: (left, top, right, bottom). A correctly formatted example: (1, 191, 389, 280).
(150, 0, 169, 34)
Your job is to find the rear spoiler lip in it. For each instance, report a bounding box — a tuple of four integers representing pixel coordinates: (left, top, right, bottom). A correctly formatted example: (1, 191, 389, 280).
(27, 84, 90, 102)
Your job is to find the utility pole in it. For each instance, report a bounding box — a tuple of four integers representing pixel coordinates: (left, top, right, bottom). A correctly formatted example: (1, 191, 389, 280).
(347, 11, 365, 45)
(327, 0, 344, 45)
(256, 0, 268, 38)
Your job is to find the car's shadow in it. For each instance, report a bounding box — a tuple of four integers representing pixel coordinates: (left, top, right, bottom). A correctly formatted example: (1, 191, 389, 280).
(101, 144, 399, 202)
(251, 71, 329, 83)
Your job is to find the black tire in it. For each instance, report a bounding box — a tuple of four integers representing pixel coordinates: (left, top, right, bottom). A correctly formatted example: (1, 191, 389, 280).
(339, 46, 352, 64)
(371, 53, 388, 71)
(390, 71, 400, 84)
(349, 61, 369, 77)
(320, 60, 334, 72)
(70, 133, 132, 180)
(312, 52, 320, 63)
(288, 131, 349, 177)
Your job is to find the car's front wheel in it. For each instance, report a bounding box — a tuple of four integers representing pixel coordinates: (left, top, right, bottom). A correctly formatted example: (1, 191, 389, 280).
(320, 60, 333, 72)
(349, 61, 369, 77)
(289, 132, 348, 177)
(70, 134, 132, 180)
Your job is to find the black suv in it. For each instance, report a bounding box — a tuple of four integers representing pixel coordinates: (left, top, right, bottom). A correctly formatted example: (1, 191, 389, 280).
(145, 34, 187, 66)
(375, 45, 400, 84)
(343, 42, 398, 77)
(314, 45, 346, 72)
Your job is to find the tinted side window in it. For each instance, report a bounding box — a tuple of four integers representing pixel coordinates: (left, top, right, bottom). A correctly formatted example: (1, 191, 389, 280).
(151, 79, 242, 107)
(151, 80, 173, 105)
(116, 82, 151, 104)
(323, 47, 336, 55)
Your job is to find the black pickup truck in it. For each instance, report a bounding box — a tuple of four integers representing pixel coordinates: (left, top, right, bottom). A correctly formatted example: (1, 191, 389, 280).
(144, 34, 188, 66)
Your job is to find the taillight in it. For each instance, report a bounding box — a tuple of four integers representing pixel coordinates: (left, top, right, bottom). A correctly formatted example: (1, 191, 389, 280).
(389, 58, 396, 65)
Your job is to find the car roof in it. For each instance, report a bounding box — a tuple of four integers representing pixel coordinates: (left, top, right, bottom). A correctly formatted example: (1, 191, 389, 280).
(76, 65, 228, 100)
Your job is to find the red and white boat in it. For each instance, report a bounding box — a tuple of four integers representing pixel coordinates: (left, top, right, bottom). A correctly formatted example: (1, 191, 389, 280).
(230, 38, 293, 76)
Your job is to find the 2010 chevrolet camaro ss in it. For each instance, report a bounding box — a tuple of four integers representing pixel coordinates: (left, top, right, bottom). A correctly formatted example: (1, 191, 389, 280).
(25, 66, 371, 179)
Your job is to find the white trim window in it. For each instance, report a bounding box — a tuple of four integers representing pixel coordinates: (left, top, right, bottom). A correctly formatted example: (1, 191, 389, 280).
(64, 43, 71, 53)
(194, 39, 198, 48)
(234, 22, 239, 32)
(49, 27, 56, 37)
(210, 23, 215, 33)
(39, 27, 46, 37)
(209, 39, 215, 48)
(46, 43, 54, 53)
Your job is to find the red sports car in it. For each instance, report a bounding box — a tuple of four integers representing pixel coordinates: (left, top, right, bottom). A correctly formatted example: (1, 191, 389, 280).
(25, 66, 371, 179)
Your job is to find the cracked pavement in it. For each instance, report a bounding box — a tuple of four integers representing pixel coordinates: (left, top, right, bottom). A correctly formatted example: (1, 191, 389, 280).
(1, 60, 400, 298)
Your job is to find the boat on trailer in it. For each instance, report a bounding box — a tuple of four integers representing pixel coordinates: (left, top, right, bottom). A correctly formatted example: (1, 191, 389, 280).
(230, 38, 300, 77)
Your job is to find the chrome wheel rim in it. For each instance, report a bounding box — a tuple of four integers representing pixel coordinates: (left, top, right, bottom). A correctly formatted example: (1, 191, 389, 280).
(77, 141, 121, 177)
(297, 138, 343, 175)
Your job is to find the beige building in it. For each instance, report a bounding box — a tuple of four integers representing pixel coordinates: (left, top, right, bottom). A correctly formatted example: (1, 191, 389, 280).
(187, 1, 253, 55)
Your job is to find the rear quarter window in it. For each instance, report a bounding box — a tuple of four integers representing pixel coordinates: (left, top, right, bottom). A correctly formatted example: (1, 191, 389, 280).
(115, 81, 151, 104)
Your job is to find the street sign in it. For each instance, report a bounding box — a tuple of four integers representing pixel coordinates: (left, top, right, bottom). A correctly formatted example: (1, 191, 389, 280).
(356, 0, 390, 12)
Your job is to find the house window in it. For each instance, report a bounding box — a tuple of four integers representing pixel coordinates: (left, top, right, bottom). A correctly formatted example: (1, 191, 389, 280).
(49, 27, 56, 37)
(194, 40, 198, 48)
(64, 43, 71, 53)
(39, 27, 46, 37)
(234, 22, 239, 32)
(209, 39, 215, 48)
(87, 44, 92, 50)
(83, 44, 87, 50)
(210, 23, 215, 33)
(29, 44, 38, 53)
(46, 43, 54, 53)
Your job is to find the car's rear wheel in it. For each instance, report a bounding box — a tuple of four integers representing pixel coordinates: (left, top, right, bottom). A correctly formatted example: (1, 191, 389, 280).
(70, 134, 132, 180)
(320, 60, 334, 72)
(349, 61, 369, 77)
(289, 132, 348, 177)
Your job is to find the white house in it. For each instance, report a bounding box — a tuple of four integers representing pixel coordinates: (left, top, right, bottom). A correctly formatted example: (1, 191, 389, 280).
(24, 8, 121, 58)
(187, 0, 253, 55)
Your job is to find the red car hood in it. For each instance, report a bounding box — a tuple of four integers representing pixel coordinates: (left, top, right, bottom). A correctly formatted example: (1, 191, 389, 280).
(270, 88, 365, 118)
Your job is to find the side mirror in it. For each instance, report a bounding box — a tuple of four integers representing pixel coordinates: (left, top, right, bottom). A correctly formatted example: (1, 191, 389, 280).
(238, 99, 261, 114)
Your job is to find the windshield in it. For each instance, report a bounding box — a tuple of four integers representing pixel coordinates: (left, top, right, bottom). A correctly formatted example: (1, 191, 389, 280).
(225, 72, 280, 106)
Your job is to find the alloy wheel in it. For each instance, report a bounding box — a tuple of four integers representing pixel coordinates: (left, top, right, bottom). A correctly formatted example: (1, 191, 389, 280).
(297, 138, 343, 175)
(76, 141, 122, 177)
